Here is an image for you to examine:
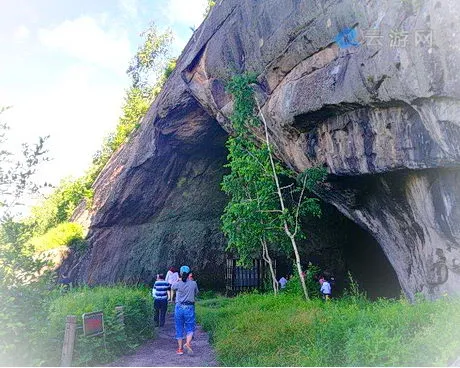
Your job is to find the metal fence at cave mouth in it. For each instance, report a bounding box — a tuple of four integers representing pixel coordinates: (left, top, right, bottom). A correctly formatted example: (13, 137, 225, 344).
(225, 257, 276, 294)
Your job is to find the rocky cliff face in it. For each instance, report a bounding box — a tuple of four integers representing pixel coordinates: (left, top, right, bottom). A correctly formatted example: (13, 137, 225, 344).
(70, 94, 229, 288)
(68, 0, 460, 299)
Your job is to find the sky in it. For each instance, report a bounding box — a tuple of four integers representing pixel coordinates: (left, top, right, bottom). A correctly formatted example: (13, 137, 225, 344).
(0, 0, 208, 201)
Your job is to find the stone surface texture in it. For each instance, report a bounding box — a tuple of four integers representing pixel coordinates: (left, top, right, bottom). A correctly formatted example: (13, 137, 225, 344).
(67, 0, 460, 299)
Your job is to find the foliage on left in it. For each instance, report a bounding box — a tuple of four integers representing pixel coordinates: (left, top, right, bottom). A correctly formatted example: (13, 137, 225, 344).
(0, 284, 154, 366)
(0, 23, 172, 366)
(0, 106, 57, 366)
(0, 106, 51, 286)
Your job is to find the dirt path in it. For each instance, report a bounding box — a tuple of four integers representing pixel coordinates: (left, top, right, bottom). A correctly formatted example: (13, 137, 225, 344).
(107, 310, 218, 367)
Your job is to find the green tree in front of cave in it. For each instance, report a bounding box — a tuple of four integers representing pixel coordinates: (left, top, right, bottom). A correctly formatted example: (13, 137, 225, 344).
(221, 74, 326, 299)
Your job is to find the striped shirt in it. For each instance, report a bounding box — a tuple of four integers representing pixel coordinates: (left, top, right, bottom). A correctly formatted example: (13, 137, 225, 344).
(152, 280, 170, 300)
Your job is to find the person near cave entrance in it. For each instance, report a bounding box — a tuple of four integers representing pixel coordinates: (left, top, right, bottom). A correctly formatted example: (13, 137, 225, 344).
(165, 266, 179, 302)
(172, 265, 199, 355)
(319, 276, 332, 301)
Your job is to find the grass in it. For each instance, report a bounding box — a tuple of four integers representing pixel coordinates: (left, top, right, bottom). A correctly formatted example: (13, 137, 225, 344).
(44, 285, 154, 366)
(1, 284, 154, 366)
(196, 292, 460, 366)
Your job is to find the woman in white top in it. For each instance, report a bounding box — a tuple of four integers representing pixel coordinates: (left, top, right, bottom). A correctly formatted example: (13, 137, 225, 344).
(165, 267, 179, 302)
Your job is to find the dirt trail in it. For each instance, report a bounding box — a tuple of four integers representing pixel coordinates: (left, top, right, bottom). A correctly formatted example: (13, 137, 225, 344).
(107, 311, 218, 367)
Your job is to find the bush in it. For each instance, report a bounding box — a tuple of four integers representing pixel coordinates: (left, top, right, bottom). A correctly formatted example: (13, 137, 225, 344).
(43, 285, 154, 366)
(0, 276, 59, 366)
(196, 293, 460, 366)
(27, 178, 93, 237)
(0, 285, 153, 366)
(29, 222, 84, 252)
(285, 264, 322, 299)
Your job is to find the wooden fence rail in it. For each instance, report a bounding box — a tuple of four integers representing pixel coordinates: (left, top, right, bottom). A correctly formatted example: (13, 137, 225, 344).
(61, 315, 77, 367)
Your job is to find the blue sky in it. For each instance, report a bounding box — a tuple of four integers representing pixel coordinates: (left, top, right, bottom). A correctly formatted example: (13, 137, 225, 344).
(0, 0, 207, 200)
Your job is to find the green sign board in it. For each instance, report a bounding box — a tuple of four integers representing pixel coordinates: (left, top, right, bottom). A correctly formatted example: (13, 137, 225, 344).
(82, 311, 104, 337)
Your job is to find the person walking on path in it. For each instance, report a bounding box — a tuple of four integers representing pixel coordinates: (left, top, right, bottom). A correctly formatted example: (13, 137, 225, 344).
(165, 267, 179, 302)
(152, 273, 170, 327)
(171, 265, 199, 355)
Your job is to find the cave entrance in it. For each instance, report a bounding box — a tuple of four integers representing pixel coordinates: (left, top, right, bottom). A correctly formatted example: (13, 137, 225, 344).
(279, 199, 402, 299)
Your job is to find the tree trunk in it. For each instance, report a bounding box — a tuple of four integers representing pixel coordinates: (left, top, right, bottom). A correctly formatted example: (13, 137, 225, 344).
(289, 234, 309, 300)
(261, 238, 279, 294)
(256, 99, 310, 300)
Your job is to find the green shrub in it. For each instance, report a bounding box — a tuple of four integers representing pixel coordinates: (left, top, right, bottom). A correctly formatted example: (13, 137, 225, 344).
(43, 285, 154, 366)
(285, 264, 322, 299)
(196, 293, 460, 366)
(28, 222, 84, 252)
(0, 285, 153, 366)
(27, 178, 92, 237)
(0, 276, 59, 366)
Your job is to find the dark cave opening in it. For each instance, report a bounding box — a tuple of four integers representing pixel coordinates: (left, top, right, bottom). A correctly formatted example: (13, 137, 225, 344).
(276, 199, 401, 299)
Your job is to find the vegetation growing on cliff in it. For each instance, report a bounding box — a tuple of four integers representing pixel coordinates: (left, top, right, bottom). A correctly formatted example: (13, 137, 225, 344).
(204, 0, 216, 17)
(29, 222, 85, 252)
(221, 74, 326, 298)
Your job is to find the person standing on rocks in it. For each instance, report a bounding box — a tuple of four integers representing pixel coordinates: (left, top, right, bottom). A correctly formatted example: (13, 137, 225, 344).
(152, 273, 170, 327)
(172, 265, 199, 355)
(165, 267, 179, 302)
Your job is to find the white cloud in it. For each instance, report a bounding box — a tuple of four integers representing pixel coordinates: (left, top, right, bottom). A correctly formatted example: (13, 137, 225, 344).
(2, 64, 126, 188)
(13, 25, 30, 42)
(166, 0, 207, 29)
(119, 0, 139, 18)
(38, 16, 132, 75)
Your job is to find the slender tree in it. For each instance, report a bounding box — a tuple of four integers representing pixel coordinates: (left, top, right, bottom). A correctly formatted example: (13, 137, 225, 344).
(221, 74, 325, 299)
(127, 23, 173, 89)
(0, 107, 51, 286)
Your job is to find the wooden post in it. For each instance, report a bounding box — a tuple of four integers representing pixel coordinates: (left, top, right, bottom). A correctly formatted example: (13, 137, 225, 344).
(61, 315, 77, 367)
(115, 306, 124, 326)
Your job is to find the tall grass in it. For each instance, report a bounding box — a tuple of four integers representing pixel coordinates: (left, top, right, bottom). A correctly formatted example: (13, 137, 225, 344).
(43, 285, 154, 366)
(0, 284, 154, 366)
(196, 293, 460, 366)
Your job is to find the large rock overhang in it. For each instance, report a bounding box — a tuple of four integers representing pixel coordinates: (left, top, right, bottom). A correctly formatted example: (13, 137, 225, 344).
(180, 0, 460, 299)
(70, 81, 229, 287)
(67, 0, 460, 299)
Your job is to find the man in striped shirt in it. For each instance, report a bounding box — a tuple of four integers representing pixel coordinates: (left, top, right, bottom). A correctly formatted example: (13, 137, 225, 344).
(152, 273, 170, 327)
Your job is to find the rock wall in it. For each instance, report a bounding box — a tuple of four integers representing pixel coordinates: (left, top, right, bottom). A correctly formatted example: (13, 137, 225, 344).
(68, 0, 460, 299)
(70, 93, 229, 288)
(181, 0, 460, 300)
